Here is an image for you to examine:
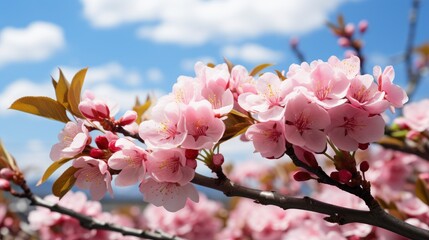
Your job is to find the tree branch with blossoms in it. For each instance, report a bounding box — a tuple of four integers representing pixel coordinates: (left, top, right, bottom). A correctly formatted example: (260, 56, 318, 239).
(3, 39, 429, 239)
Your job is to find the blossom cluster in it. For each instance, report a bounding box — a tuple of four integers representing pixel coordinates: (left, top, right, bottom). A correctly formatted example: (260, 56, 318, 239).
(49, 56, 407, 212)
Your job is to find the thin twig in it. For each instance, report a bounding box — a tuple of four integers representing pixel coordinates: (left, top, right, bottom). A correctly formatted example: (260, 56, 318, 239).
(405, 0, 421, 99)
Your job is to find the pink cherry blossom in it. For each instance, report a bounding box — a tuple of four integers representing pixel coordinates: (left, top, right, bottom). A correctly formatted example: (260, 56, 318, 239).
(327, 104, 385, 151)
(50, 120, 90, 161)
(117, 110, 137, 126)
(201, 81, 234, 116)
(229, 65, 257, 100)
(181, 100, 225, 150)
(73, 156, 113, 200)
(194, 61, 230, 90)
(139, 178, 199, 212)
(171, 76, 203, 105)
(246, 120, 286, 159)
(78, 91, 112, 121)
(143, 193, 223, 240)
(146, 148, 194, 185)
(139, 102, 187, 149)
(238, 72, 291, 121)
(394, 99, 429, 132)
(284, 91, 330, 152)
(374, 65, 408, 109)
(328, 55, 360, 79)
(108, 139, 147, 186)
(302, 62, 350, 109)
(346, 74, 389, 114)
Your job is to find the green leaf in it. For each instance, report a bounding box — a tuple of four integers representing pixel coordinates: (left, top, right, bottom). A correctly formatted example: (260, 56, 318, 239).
(249, 63, 273, 77)
(67, 68, 88, 118)
(37, 157, 74, 186)
(10, 96, 70, 123)
(416, 177, 429, 205)
(54, 69, 70, 109)
(52, 166, 78, 198)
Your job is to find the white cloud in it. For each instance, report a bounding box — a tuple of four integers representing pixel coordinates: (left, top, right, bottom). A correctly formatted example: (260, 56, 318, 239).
(0, 22, 65, 67)
(81, 0, 343, 45)
(53, 62, 143, 87)
(222, 43, 283, 63)
(13, 139, 53, 181)
(0, 80, 53, 112)
(181, 56, 216, 71)
(146, 68, 164, 82)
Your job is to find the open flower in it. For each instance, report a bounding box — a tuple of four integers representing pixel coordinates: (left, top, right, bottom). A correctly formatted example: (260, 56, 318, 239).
(50, 120, 90, 161)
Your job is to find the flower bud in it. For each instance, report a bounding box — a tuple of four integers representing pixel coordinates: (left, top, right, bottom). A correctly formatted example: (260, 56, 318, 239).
(330, 171, 340, 181)
(290, 37, 299, 48)
(345, 23, 355, 37)
(358, 143, 369, 150)
(303, 151, 318, 168)
(95, 136, 109, 150)
(360, 161, 369, 172)
(338, 169, 352, 183)
(0, 168, 14, 180)
(89, 148, 105, 159)
(293, 171, 311, 181)
(0, 179, 11, 191)
(212, 154, 224, 168)
(108, 140, 121, 153)
(118, 110, 137, 126)
(185, 149, 199, 159)
(358, 20, 368, 33)
(338, 37, 350, 47)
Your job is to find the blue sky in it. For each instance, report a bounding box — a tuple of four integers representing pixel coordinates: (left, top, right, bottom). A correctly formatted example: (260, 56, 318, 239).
(0, 0, 428, 183)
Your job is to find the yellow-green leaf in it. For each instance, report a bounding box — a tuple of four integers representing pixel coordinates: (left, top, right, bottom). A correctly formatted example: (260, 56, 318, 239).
(54, 69, 70, 109)
(275, 70, 286, 80)
(67, 68, 88, 118)
(249, 63, 273, 77)
(220, 111, 252, 143)
(416, 177, 429, 205)
(0, 140, 17, 170)
(133, 95, 152, 124)
(10, 96, 70, 123)
(37, 157, 74, 186)
(52, 166, 78, 198)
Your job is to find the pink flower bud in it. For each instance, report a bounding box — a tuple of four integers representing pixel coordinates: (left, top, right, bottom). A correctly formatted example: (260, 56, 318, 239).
(338, 37, 350, 47)
(185, 149, 199, 159)
(95, 136, 109, 149)
(89, 148, 104, 159)
(303, 151, 318, 168)
(108, 140, 121, 153)
(0, 179, 11, 191)
(330, 171, 340, 181)
(360, 161, 369, 172)
(79, 99, 110, 120)
(293, 171, 311, 181)
(186, 158, 197, 169)
(358, 143, 369, 150)
(345, 23, 355, 37)
(290, 37, 299, 48)
(118, 110, 137, 126)
(0, 168, 14, 180)
(212, 154, 224, 167)
(338, 169, 352, 183)
(358, 20, 368, 33)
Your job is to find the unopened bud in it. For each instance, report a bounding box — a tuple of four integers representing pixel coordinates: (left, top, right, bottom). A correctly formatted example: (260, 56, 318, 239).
(0, 168, 14, 180)
(338, 169, 352, 183)
(108, 140, 121, 153)
(290, 37, 299, 48)
(360, 161, 369, 172)
(293, 171, 312, 181)
(358, 143, 369, 150)
(185, 149, 199, 159)
(0, 179, 11, 191)
(186, 158, 197, 169)
(345, 23, 355, 37)
(119, 110, 137, 126)
(303, 151, 318, 168)
(90, 148, 105, 159)
(95, 136, 109, 150)
(330, 171, 340, 181)
(212, 154, 224, 167)
(338, 37, 350, 47)
(358, 20, 368, 33)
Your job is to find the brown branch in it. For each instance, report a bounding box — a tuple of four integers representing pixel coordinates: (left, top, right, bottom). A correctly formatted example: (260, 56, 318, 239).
(191, 173, 429, 239)
(13, 180, 184, 240)
(405, 0, 421, 99)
